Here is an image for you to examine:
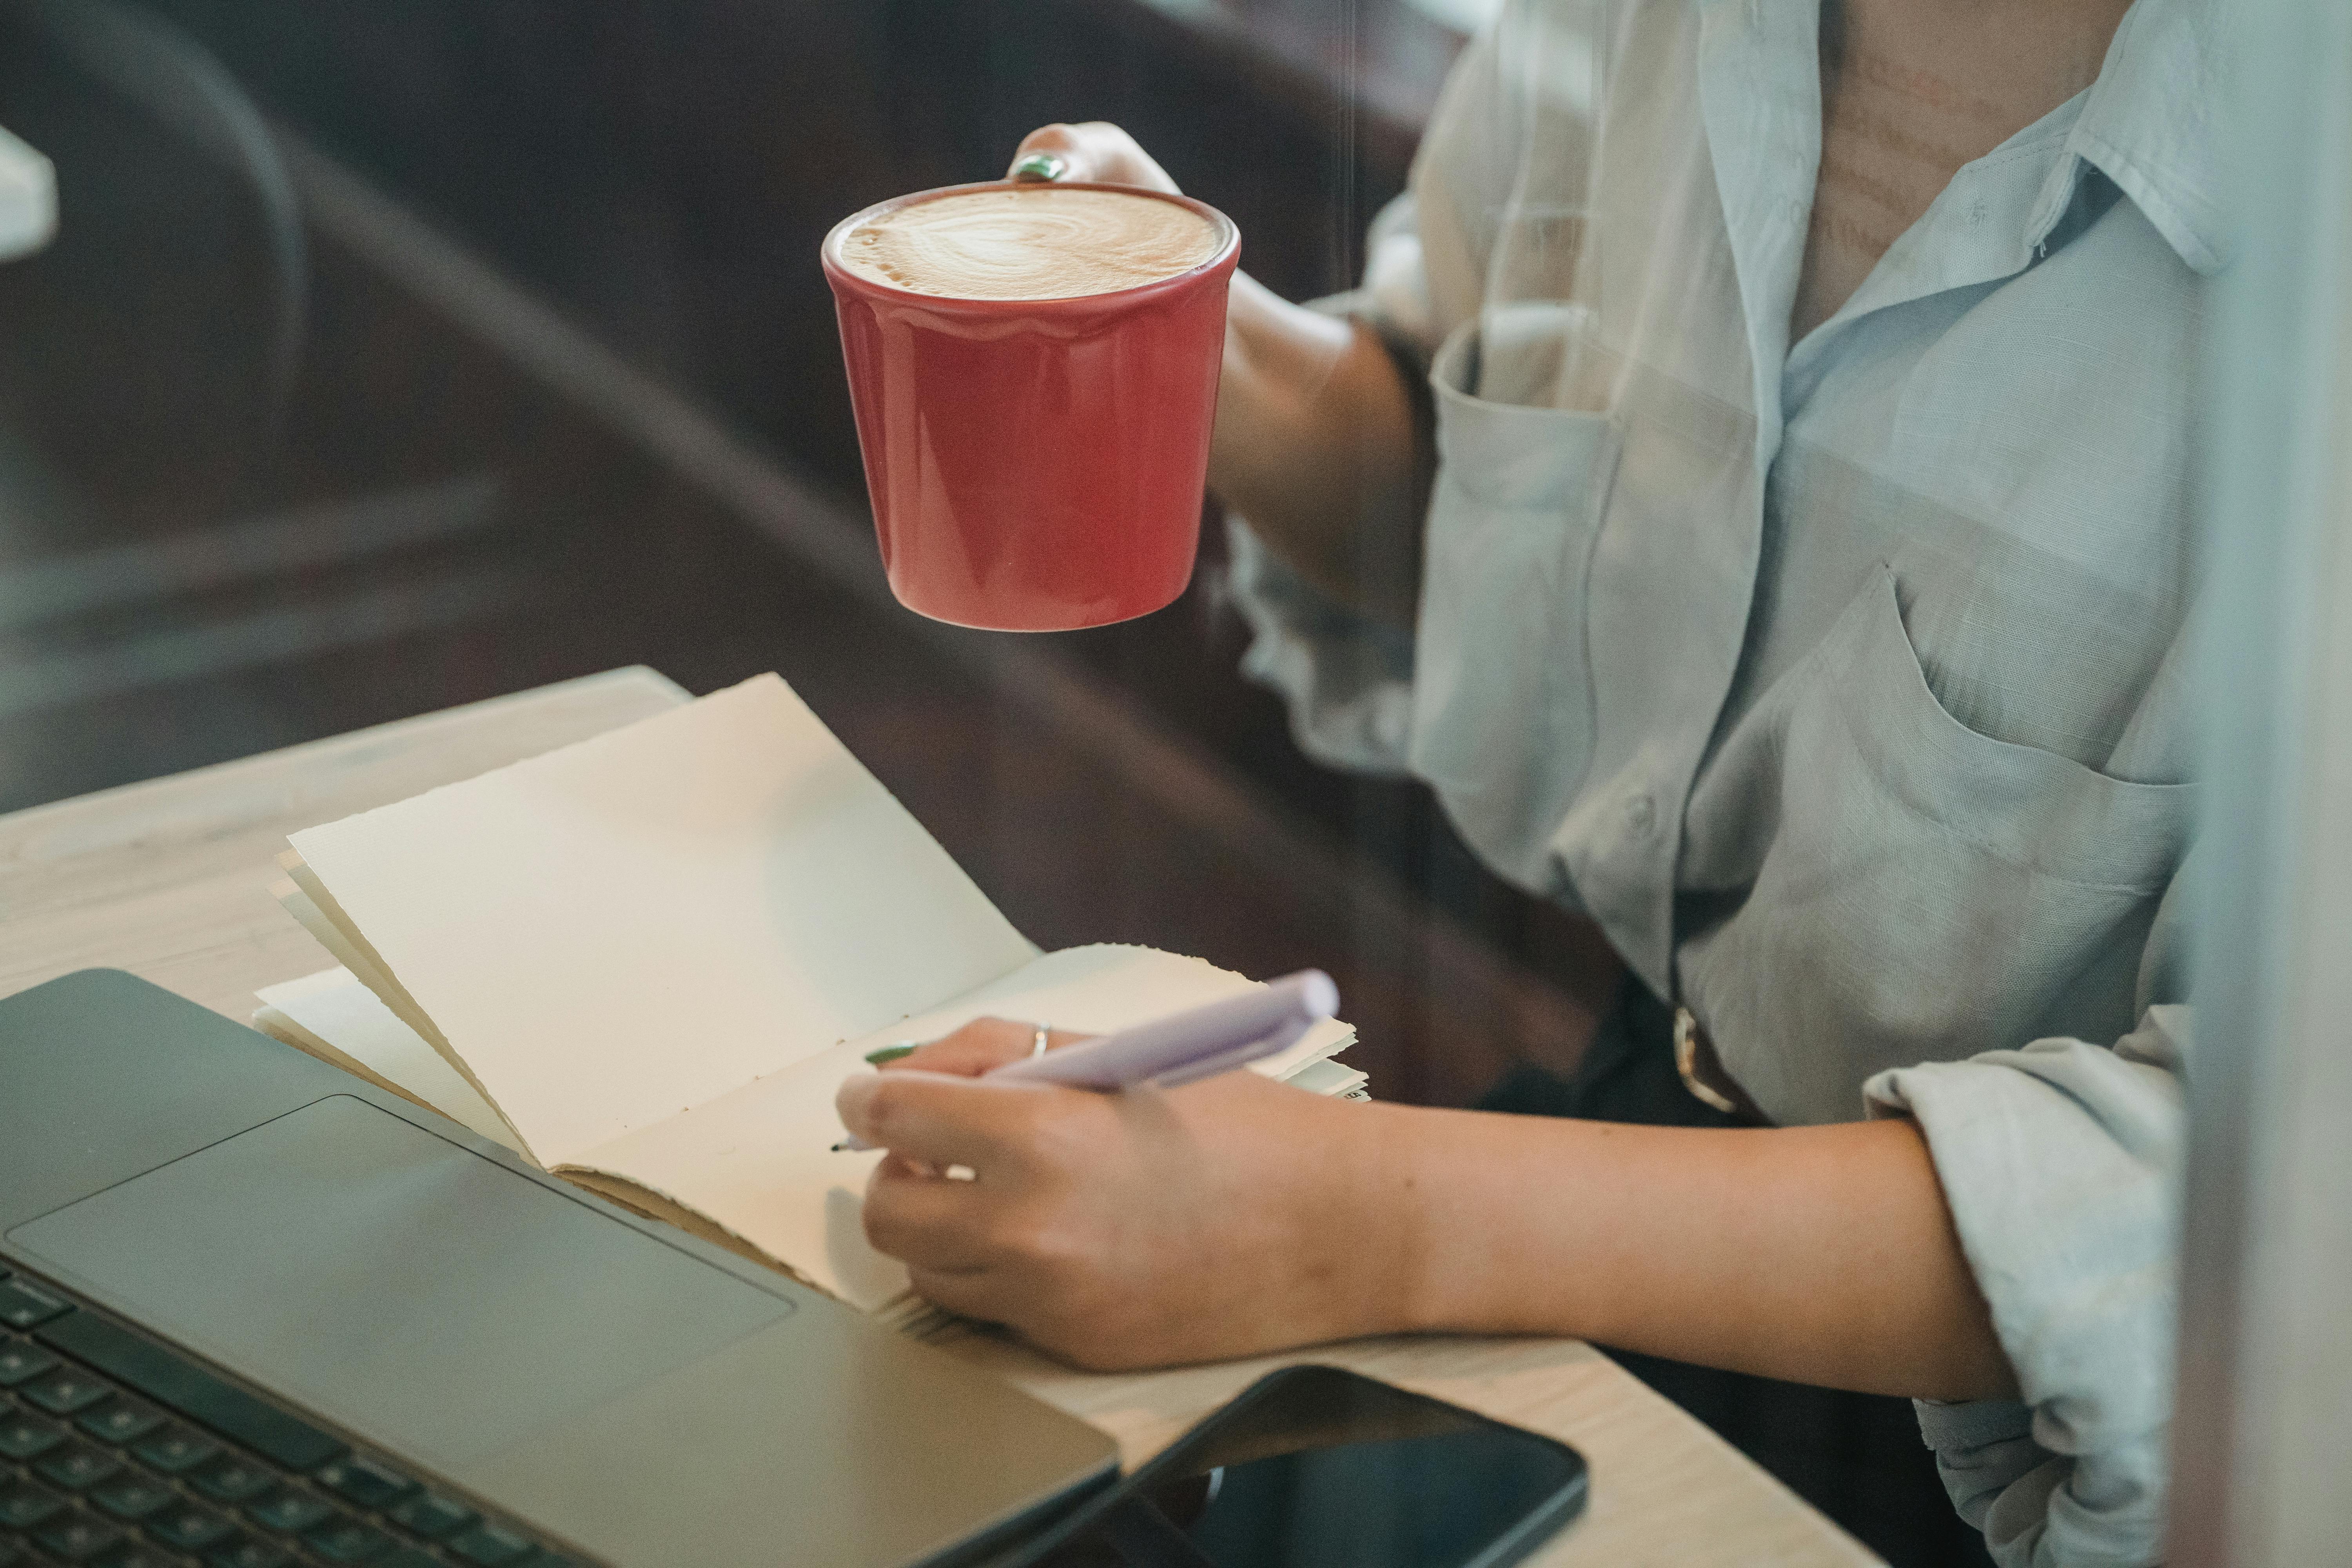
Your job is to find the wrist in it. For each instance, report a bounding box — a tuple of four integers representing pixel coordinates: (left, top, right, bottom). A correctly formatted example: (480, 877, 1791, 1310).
(1313, 1100, 1445, 1340)
(1348, 1104, 1583, 1340)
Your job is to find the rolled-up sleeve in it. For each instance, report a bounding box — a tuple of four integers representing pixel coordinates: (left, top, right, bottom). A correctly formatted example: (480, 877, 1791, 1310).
(1864, 1001, 2187, 1567)
(1228, 519, 1418, 774)
(1226, 3, 1543, 774)
(1225, 187, 1435, 774)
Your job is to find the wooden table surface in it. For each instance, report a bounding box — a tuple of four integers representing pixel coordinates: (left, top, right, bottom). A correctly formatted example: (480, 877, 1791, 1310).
(0, 666, 1879, 1568)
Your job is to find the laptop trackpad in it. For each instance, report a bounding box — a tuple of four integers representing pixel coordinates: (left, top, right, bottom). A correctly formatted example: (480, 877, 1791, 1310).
(7, 1095, 793, 1470)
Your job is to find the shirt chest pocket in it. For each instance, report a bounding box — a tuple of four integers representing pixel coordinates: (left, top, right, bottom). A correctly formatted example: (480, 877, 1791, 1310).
(1408, 313, 1622, 887)
(1679, 568, 2196, 1123)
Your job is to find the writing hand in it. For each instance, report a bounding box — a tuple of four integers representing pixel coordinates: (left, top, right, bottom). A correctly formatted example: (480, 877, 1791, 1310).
(834, 1017, 1402, 1370)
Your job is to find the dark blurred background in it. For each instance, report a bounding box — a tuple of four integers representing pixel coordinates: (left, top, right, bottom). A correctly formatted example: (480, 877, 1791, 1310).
(0, 0, 1558, 1098)
(0, 4, 1973, 1558)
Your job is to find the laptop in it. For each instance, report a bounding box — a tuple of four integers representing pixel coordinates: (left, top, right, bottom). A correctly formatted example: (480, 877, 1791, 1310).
(0, 969, 1120, 1568)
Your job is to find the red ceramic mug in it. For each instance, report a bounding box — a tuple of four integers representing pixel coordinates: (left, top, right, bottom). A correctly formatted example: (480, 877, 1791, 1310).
(821, 182, 1241, 631)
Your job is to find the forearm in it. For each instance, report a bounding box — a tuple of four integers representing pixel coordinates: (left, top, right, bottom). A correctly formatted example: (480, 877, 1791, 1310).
(1209, 273, 1429, 626)
(1350, 1103, 2018, 1402)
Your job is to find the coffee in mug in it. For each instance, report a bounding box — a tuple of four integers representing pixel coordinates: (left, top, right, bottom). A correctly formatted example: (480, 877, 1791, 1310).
(823, 182, 1240, 631)
(834, 186, 1224, 301)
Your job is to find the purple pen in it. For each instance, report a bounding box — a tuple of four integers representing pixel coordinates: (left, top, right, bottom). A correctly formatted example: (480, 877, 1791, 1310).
(833, 969, 1338, 1151)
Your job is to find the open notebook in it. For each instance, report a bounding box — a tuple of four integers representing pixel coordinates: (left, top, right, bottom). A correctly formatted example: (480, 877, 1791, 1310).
(254, 674, 1364, 1318)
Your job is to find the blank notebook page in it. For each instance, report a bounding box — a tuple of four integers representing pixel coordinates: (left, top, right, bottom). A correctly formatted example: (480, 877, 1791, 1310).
(290, 674, 1038, 1167)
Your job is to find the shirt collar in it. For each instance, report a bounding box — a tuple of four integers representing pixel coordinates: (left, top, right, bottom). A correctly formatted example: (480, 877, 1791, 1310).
(2027, 0, 2231, 274)
(1694, 0, 1824, 472)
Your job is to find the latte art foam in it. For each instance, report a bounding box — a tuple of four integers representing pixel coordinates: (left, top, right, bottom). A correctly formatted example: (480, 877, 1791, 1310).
(838, 187, 1224, 301)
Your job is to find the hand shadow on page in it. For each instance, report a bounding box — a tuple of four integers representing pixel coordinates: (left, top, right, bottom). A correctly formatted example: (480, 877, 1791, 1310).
(825, 1183, 914, 1309)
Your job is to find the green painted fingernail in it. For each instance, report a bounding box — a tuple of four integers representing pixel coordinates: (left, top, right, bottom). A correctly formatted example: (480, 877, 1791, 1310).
(865, 1043, 918, 1065)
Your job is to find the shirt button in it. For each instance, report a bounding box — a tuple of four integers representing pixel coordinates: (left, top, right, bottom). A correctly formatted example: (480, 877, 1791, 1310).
(1624, 793, 1657, 836)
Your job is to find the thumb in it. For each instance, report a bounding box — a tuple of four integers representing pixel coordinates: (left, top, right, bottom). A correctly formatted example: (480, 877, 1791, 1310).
(835, 1067, 1051, 1167)
(1006, 122, 1181, 194)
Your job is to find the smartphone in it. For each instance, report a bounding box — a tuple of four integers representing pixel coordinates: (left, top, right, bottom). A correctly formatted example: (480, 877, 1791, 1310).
(989, 1364, 1588, 1568)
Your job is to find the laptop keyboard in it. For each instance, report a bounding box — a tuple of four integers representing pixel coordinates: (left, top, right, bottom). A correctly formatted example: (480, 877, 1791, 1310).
(0, 1270, 590, 1568)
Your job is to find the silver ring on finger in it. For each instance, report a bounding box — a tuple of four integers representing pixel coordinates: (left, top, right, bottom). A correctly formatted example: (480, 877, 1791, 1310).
(1031, 1024, 1052, 1058)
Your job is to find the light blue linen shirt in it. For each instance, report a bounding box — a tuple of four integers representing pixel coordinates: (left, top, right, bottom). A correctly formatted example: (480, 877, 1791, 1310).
(1229, 1, 2221, 1561)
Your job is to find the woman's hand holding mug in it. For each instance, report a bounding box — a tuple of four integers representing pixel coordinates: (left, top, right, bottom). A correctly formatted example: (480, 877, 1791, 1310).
(1005, 122, 1182, 194)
